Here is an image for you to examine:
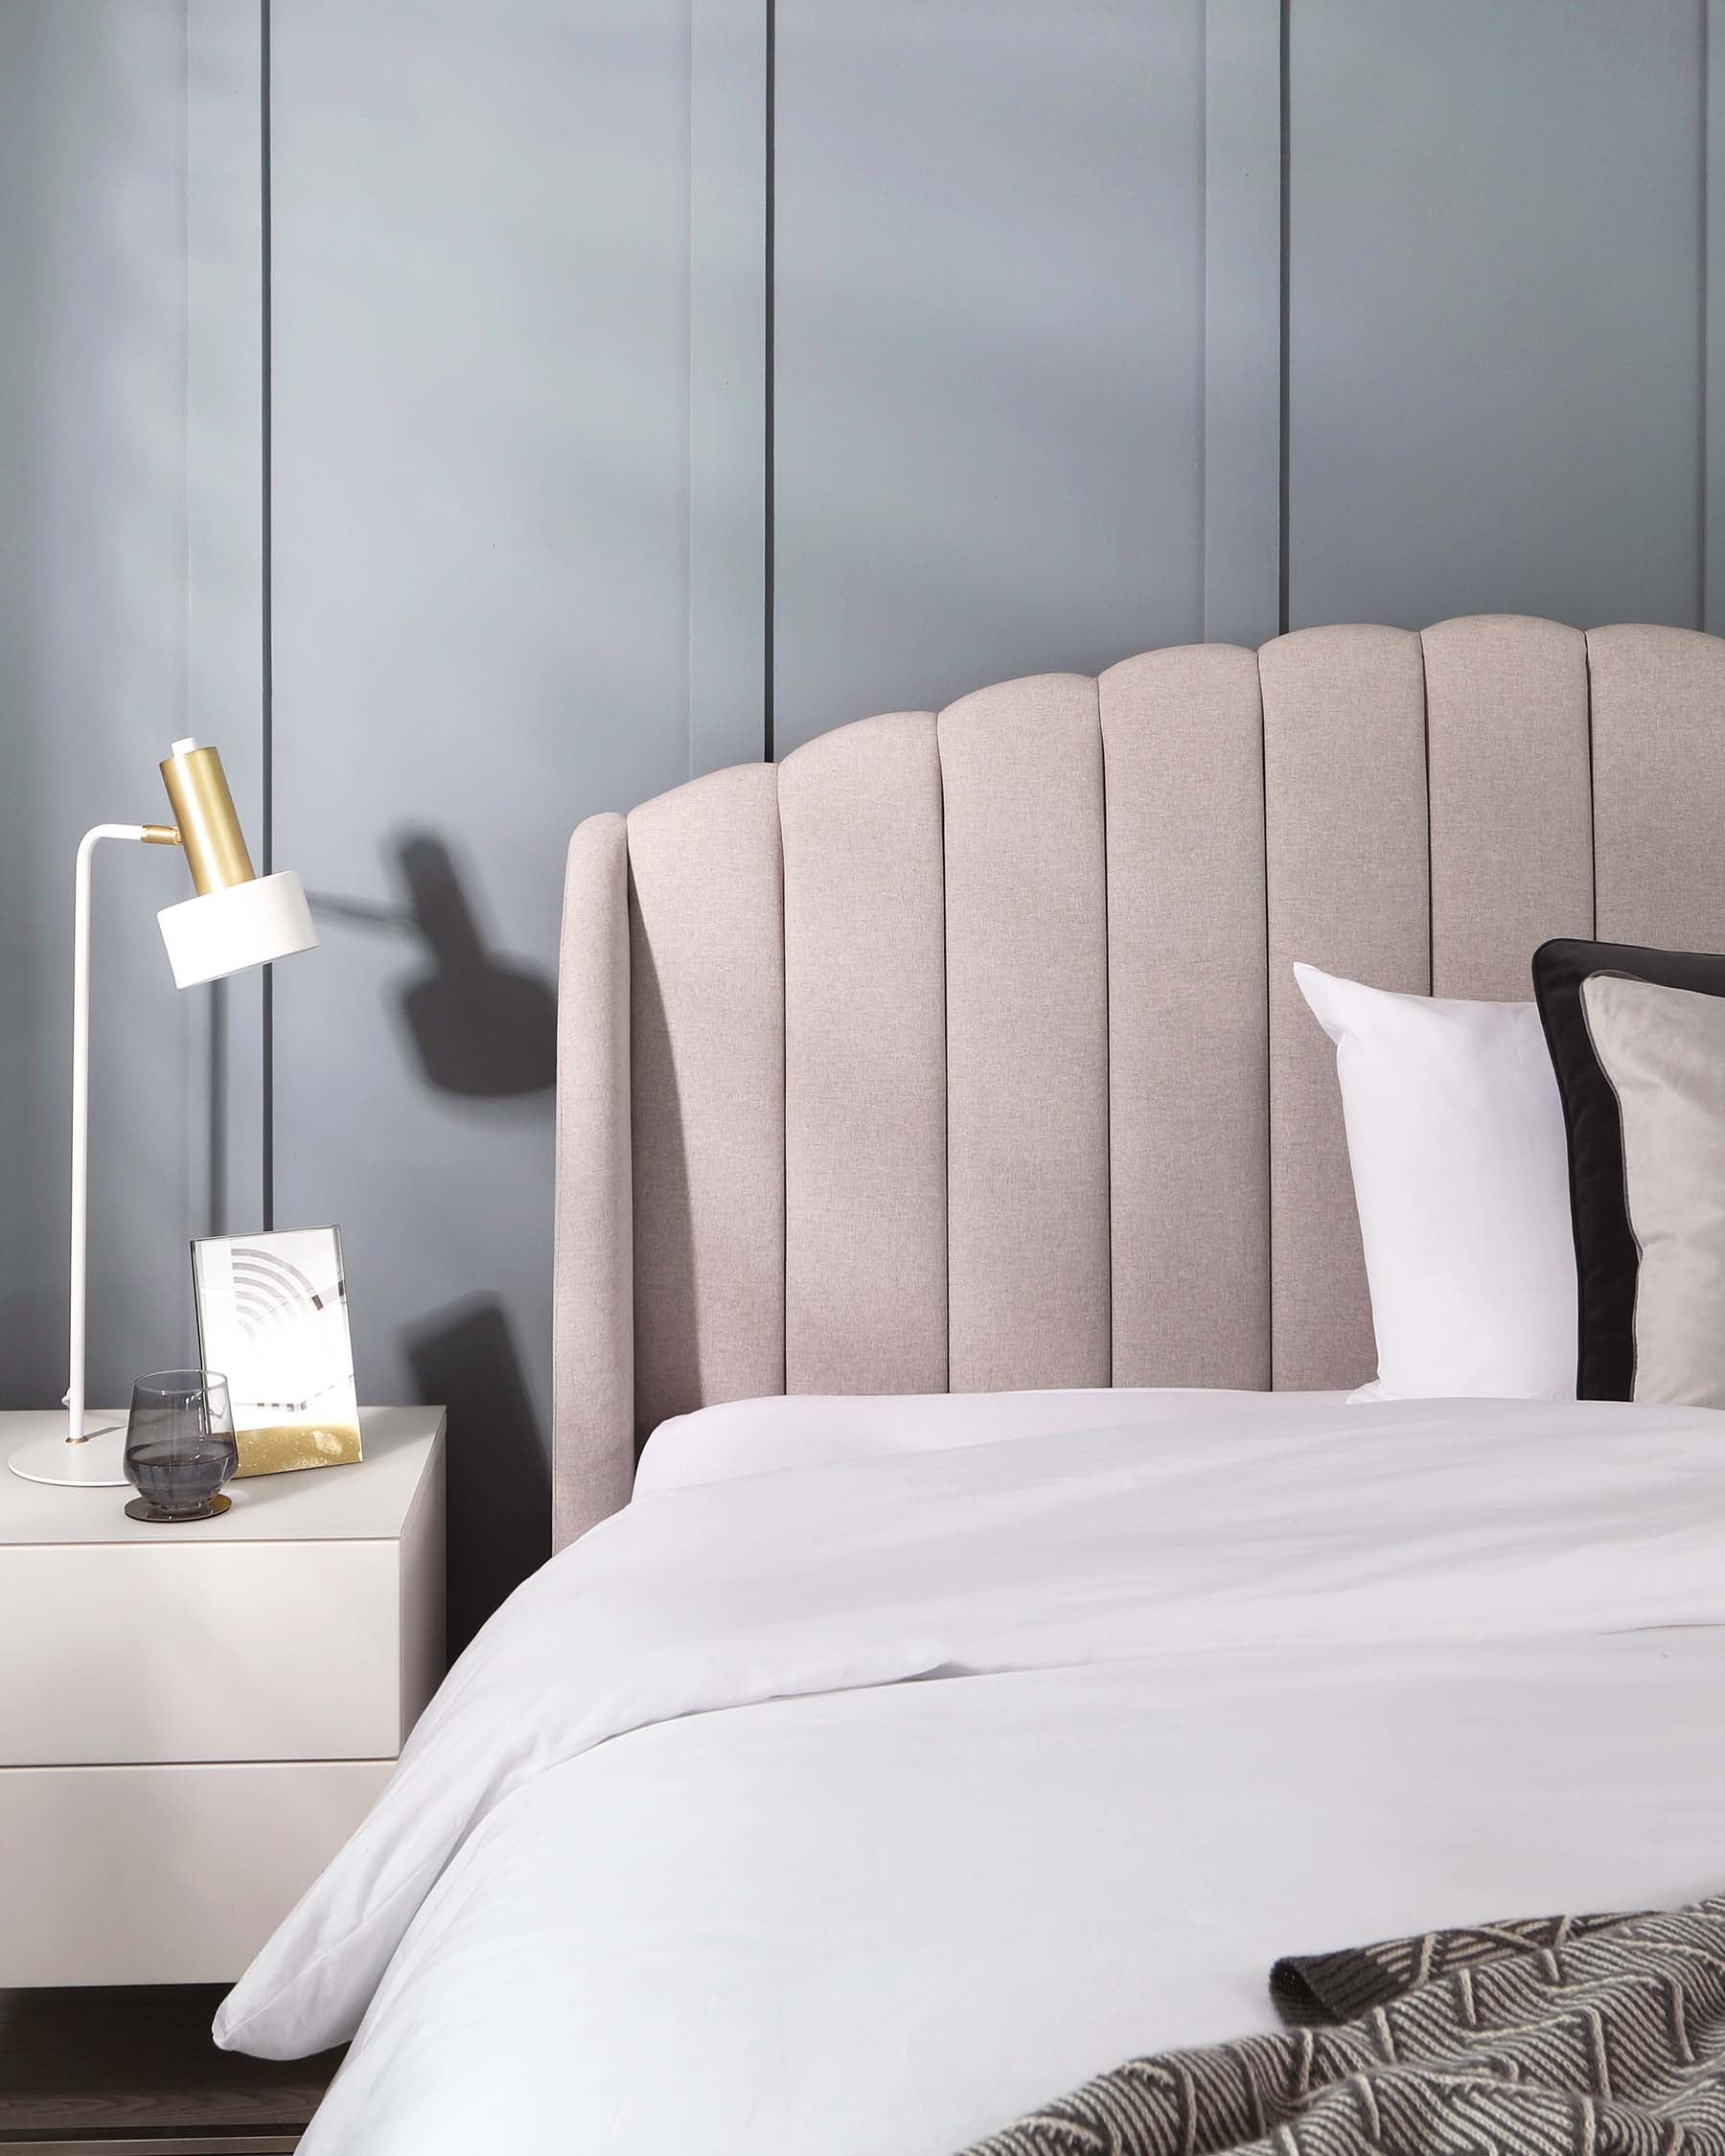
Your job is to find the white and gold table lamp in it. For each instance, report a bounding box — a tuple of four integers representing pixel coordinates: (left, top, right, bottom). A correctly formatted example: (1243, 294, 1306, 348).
(9, 741, 318, 1488)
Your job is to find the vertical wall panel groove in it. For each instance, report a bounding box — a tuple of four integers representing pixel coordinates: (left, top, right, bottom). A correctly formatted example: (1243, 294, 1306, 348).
(689, 0, 770, 777)
(1202, 0, 1283, 648)
(1707, 0, 1725, 634)
(257, 0, 274, 1226)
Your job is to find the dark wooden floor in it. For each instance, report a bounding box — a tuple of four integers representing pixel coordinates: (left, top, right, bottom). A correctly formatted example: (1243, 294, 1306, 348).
(0, 1988, 343, 2153)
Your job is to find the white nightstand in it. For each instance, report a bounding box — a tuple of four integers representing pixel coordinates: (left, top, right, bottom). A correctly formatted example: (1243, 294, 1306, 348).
(0, 1406, 445, 1986)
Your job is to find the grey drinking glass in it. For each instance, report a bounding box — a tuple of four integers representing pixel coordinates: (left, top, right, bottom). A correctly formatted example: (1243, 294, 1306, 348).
(124, 1369, 238, 1523)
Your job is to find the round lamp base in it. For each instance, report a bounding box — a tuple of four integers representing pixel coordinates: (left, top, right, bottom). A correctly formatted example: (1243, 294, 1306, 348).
(9, 1425, 128, 1487)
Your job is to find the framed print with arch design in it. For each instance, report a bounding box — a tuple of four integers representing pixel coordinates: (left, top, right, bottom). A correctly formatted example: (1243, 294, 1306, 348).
(191, 1226, 363, 1476)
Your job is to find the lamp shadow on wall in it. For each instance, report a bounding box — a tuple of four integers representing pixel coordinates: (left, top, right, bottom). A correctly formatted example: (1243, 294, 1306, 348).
(311, 836, 557, 1641)
(313, 829, 557, 1103)
(405, 1294, 550, 1657)
(310, 837, 552, 1630)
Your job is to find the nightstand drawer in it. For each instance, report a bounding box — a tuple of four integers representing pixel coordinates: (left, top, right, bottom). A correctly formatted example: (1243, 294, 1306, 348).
(0, 1539, 416, 1765)
(0, 1759, 392, 1984)
(0, 1411, 445, 1770)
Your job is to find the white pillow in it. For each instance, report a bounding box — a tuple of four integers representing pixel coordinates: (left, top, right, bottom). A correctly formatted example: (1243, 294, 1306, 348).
(1294, 963, 1576, 1401)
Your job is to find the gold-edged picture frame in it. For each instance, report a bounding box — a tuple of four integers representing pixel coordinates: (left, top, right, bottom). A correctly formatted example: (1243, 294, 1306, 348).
(191, 1226, 362, 1477)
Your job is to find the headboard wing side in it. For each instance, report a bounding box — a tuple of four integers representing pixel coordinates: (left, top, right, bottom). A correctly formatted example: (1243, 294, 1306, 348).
(627, 764, 786, 1443)
(551, 811, 634, 1551)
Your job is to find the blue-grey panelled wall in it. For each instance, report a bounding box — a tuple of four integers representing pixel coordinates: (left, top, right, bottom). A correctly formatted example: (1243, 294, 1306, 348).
(0, 5, 264, 1439)
(770, 0, 1717, 750)
(3, 0, 1720, 1640)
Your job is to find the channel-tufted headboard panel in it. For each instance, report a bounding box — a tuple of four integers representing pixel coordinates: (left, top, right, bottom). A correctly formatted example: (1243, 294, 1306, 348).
(551, 616, 1725, 1548)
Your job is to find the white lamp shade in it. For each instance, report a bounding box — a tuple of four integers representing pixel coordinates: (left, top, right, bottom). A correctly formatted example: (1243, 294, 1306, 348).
(157, 869, 318, 988)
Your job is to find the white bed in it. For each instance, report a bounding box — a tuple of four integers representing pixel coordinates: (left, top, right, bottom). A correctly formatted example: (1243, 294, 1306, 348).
(220, 623, 1725, 2147)
(220, 1389, 1725, 2153)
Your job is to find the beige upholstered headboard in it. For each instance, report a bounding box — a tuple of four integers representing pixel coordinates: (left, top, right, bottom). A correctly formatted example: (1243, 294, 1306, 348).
(551, 616, 1725, 1549)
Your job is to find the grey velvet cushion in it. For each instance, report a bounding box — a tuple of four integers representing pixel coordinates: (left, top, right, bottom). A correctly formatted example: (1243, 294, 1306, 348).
(1579, 975, 1725, 1409)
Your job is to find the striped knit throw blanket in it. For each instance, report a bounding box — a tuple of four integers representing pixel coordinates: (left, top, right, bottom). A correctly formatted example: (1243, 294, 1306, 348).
(961, 1899, 1725, 2156)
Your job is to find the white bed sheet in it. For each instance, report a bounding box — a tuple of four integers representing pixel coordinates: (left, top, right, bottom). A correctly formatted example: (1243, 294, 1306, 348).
(633, 1385, 1350, 1493)
(218, 1393, 1725, 2156)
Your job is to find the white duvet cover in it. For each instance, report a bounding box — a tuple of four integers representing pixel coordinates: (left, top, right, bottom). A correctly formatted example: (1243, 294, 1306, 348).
(633, 1383, 1349, 1492)
(219, 1394, 1725, 2155)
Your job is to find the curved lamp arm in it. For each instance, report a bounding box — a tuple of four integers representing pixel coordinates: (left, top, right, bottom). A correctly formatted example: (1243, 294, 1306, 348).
(66, 823, 182, 1445)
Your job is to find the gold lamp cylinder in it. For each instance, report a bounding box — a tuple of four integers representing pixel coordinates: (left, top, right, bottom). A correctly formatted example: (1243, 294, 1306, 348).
(159, 739, 255, 895)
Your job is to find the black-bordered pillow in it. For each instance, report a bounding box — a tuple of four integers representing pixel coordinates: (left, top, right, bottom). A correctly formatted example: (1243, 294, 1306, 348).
(1532, 937, 1725, 1401)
